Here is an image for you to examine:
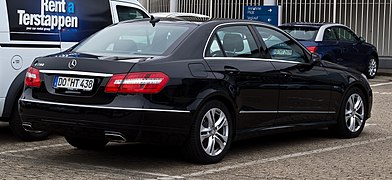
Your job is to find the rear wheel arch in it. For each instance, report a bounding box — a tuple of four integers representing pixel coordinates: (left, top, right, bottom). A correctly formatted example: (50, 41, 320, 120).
(192, 93, 238, 138)
(184, 99, 234, 164)
(3, 69, 27, 119)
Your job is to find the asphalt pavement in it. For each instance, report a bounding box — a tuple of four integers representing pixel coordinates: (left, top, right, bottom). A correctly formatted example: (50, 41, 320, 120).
(0, 75, 392, 179)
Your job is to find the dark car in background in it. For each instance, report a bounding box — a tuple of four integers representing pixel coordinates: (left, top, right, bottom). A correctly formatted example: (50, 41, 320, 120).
(280, 23, 379, 78)
(20, 19, 372, 164)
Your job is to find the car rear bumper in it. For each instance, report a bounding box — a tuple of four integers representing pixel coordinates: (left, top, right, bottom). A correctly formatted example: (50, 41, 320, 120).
(19, 98, 193, 144)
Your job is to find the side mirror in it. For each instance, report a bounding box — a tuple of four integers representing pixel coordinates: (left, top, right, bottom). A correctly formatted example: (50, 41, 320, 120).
(359, 37, 366, 43)
(311, 53, 321, 64)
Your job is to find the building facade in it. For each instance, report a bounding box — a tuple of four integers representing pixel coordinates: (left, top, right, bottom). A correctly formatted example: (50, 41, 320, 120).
(140, 0, 392, 57)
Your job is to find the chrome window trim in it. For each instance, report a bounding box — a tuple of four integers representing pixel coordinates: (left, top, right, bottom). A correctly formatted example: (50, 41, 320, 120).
(20, 99, 191, 113)
(240, 110, 336, 114)
(204, 57, 301, 64)
(40, 70, 114, 77)
(202, 22, 278, 59)
(203, 22, 309, 65)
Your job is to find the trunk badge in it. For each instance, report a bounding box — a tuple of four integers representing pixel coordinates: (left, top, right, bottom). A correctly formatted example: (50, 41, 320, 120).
(68, 59, 78, 69)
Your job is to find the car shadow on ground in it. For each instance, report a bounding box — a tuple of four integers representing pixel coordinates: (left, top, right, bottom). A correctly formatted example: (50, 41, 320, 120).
(34, 128, 356, 171)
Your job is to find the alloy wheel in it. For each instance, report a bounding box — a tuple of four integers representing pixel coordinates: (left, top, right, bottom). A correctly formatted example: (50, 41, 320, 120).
(200, 108, 229, 156)
(345, 93, 365, 132)
(368, 58, 377, 77)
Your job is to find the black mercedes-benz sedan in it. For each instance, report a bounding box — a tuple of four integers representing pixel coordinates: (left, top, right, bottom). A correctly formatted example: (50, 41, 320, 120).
(20, 18, 372, 164)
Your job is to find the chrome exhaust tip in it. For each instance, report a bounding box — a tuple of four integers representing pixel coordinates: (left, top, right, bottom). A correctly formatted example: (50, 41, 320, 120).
(104, 131, 127, 143)
(22, 122, 44, 133)
(22, 122, 34, 132)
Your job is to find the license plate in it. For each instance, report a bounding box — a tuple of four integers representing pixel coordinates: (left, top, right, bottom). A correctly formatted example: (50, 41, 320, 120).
(54, 76, 94, 91)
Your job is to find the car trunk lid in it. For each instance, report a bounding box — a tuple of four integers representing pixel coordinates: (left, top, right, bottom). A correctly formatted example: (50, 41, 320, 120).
(30, 55, 146, 105)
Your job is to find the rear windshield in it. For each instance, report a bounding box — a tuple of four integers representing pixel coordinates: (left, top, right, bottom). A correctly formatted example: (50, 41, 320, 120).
(280, 26, 319, 41)
(72, 21, 193, 56)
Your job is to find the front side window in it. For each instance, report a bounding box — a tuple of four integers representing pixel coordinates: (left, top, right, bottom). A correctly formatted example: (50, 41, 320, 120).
(332, 27, 358, 42)
(116, 6, 148, 22)
(206, 26, 259, 58)
(73, 22, 192, 56)
(256, 26, 309, 63)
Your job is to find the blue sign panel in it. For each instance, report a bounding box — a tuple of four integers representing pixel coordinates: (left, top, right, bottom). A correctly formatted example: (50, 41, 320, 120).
(244, 6, 279, 26)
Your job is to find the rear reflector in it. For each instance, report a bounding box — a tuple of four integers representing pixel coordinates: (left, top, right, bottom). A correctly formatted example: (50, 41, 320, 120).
(105, 72, 169, 94)
(25, 67, 41, 87)
(306, 46, 318, 53)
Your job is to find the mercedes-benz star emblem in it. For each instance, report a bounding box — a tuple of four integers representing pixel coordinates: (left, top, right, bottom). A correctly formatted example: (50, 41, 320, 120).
(68, 59, 77, 69)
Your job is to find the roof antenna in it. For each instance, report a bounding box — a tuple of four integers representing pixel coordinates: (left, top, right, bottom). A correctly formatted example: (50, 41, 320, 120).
(149, 15, 160, 27)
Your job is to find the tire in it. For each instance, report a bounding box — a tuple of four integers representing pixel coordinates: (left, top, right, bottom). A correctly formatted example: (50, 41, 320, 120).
(65, 136, 108, 150)
(330, 88, 367, 138)
(366, 56, 377, 79)
(183, 100, 233, 164)
(9, 103, 51, 142)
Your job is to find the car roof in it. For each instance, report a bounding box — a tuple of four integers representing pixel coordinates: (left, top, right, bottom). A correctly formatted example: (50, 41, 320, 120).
(280, 22, 333, 28)
(119, 18, 278, 29)
(150, 12, 211, 22)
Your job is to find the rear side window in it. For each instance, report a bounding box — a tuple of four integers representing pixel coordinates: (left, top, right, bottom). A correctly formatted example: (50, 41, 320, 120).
(206, 35, 225, 57)
(206, 26, 259, 58)
(256, 26, 309, 63)
(116, 6, 148, 21)
(280, 27, 318, 41)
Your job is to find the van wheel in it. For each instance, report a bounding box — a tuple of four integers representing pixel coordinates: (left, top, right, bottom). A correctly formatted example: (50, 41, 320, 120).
(330, 88, 367, 138)
(183, 100, 233, 164)
(65, 136, 108, 150)
(9, 105, 51, 141)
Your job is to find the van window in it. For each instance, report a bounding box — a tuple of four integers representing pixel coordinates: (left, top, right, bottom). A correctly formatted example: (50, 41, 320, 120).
(117, 6, 148, 21)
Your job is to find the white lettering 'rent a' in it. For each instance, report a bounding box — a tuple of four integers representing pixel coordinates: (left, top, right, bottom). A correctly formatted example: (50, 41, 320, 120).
(42, 0, 67, 13)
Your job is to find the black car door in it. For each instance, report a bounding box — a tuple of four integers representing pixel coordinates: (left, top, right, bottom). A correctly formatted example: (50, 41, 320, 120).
(320, 27, 341, 62)
(254, 26, 333, 126)
(204, 25, 279, 131)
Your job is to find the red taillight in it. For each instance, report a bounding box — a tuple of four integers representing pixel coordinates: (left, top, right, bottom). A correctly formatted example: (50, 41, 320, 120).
(307, 46, 318, 53)
(25, 67, 41, 87)
(105, 72, 169, 94)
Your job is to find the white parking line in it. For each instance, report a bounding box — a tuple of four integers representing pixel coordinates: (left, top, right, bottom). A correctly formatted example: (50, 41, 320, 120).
(176, 136, 392, 178)
(371, 82, 392, 87)
(373, 91, 392, 95)
(0, 143, 69, 155)
(365, 123, 377, 127)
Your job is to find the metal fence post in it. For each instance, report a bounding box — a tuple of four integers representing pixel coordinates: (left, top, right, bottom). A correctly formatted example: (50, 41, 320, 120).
(170, 0, 177, 12)
(333, 0, 337, 23)
(264, 0, 277, 5)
